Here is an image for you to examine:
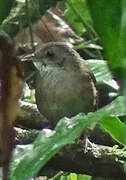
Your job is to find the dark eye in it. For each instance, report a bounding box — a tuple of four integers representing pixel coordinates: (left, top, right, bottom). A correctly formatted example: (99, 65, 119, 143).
(46, 50, 55, 58)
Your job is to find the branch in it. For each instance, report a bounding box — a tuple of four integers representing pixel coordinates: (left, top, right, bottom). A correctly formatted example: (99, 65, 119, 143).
(14, 128, 126, 179)
(43, 143, 126, 179)
(16, 101, 119, 147)
(15, 101, 126, 179)
(16, 101, 49, 130)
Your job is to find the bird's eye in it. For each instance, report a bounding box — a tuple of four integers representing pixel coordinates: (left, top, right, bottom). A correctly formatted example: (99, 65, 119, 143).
(46, 50, 55, 58)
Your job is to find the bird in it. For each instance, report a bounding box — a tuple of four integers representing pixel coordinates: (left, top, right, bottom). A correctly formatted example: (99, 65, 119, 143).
(23, 42, 98, 126)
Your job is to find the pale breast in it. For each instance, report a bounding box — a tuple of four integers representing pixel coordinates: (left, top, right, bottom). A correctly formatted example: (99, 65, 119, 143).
(35, 65, 97, 125)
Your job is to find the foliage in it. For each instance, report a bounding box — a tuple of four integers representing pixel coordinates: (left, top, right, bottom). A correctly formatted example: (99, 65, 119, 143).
(58, 173, 92, 180)
(0, 0, 15, 24)
(0, 0, 126, 179)
(65, 0, 126, 143)
(0, 0, 63, 37)
(87, 0, 126, 91)
(10, 95, 126, 179)
(65, 0, 95, 40)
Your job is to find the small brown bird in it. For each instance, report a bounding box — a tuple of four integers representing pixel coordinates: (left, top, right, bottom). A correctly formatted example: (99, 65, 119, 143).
(24, 42, 98, 126)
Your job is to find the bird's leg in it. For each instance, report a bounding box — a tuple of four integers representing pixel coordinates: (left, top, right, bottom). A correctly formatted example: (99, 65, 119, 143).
(78, 131, 99, 154)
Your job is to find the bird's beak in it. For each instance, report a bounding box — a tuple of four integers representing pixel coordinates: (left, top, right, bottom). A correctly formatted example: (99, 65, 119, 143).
(19, 53, 38, 62)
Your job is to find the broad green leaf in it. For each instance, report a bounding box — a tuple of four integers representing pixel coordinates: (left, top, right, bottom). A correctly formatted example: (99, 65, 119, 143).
(60, 175, 68, 180)
(86, 0, 121, 67)
(86, 0, 126, 86)
(100, 96, 126, 117)
(87, 60, 113, 83)
(87, 60, 119, 98)
(10, 96, 126, 179)
(55, 173, 92, 180)
(100, 116, 126, 145)
(60, 176, 67, 180)
(77, 174, 92, 180)
(69, 173, 77, 180)
(65, 0, 92, 35)
(10, 113, 96, 180)
(98, 96, 126, 145)
(0, 0, 15, 24)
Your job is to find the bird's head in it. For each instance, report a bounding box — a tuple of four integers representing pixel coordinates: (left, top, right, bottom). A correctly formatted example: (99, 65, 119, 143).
(21, 42, 81, 72)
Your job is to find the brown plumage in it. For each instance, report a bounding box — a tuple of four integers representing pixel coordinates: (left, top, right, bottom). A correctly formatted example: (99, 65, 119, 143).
(25, 42, 98, 125)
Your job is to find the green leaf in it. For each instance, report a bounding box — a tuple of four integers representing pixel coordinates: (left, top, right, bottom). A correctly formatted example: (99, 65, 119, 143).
(87, 60, 119, 98)
(86, 0, 121, 67)
(69, 173, 77, 180)
(86, 0, 126, 86)
(65, 0, 92, 35)
(10, 96, 126, 179)
(78, 174, 92, 180)
(0, 0, 15, 24)
(100, 96, 126, 117)
(100, 116, 126, 145)
(60, 175, 68, 180)
(87, 60, 113, 83)
(98, 96, 126, 145)
(10, 113, 95, 180)
(77, 174, 92, 180)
